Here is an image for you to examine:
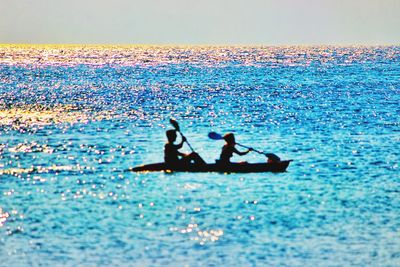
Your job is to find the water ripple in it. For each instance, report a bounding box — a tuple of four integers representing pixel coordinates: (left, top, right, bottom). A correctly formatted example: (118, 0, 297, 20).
(0, 45, 399, 266)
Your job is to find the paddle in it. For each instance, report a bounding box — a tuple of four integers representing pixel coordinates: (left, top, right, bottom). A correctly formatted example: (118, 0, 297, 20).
(208, 132, 224, 140)
(170, 119, 195, 152)
(208, 131, 281, 162)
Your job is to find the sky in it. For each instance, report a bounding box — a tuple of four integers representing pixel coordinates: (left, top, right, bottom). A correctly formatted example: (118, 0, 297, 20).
(1, 0, 399, 45)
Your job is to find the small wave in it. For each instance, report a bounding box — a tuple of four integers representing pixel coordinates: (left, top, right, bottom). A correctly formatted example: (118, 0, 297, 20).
(8, 142, 54, 153)
(0, 208, 9, 227)
(0, 165, 91, 176)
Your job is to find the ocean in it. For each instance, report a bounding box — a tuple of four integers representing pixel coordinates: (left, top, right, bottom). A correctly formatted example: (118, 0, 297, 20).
(0, 45, 399, 266)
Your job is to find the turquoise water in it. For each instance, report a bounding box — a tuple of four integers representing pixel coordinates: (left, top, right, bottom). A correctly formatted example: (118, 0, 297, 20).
(0, 45, 399, 266)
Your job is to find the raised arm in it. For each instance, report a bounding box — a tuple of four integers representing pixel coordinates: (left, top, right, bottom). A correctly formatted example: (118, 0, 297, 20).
(175, 134, 186, 149)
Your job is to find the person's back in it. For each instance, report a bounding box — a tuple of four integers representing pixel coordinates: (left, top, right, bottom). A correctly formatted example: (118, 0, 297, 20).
(219, 143, 235, 164)
(164, 142, 180, 166)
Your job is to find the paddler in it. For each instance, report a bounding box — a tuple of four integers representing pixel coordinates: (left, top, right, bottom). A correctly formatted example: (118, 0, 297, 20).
(218, 133, 253, 165)
(164, 129, 206, 167)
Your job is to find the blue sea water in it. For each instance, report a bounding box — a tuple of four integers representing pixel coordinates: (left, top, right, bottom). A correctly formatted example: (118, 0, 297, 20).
(0, 45, 399, 266)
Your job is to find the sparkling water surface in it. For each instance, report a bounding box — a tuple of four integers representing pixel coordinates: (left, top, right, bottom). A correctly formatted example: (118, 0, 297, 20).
(0, 45, 399, 266)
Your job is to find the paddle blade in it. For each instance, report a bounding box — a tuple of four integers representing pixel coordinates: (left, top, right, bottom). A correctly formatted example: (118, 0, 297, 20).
(169, 119, 180, 131)
(208, 132, 224, 140)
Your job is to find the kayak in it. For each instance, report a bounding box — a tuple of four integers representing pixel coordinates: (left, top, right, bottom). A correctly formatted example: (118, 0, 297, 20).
(129, 160, 292, 173)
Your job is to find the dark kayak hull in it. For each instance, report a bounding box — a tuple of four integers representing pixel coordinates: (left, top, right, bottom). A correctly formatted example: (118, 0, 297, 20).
(129, 160, 292, 173)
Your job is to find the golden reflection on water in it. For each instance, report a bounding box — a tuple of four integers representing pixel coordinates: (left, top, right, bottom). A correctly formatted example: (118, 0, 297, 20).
(0, 104, 141, 128)
(0, 104, 89, 127)
(1, 44, 397, 67)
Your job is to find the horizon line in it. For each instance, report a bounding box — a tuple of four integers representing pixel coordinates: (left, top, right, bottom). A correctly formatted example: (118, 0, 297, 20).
(1, 43, 399, 47)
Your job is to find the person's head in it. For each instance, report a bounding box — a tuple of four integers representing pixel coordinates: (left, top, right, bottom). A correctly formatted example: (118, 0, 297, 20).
(223, 133, 235, 145)
(166, 129, 177, 142)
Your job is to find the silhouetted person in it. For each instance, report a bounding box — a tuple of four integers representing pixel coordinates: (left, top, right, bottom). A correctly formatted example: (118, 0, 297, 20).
(164, 129, 206, 167)
(218, 133, 252, 165)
